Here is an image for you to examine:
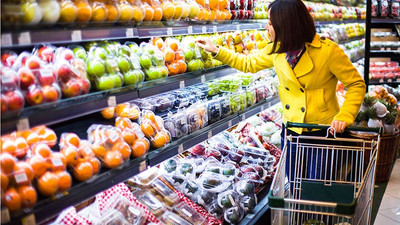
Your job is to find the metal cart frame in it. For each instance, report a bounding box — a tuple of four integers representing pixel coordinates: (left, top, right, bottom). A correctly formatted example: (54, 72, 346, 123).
(268, 122, 381, 225)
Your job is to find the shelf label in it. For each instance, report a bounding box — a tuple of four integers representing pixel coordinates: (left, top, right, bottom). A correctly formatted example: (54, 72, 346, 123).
(213, 26, 218, 33)
(179, 80, 185, 89)
(201, 75, 206, 83)
(17, 118, 30, 131)
(18, 32, 31, 45)
(241, 114, 246, 121)
(379, 79, 384, 83)
(397, 78, 400, 82)
(1, 34, 12, 46)
(188, 26, 193, 34)
(1, 208, 10, 223)
(228, 120, 232, 127)
(126, 28, 134, 38)
(167, 28, 173, 36)
(208, 130, 212, 139)
(107, 96, 117, 107)
(259, 23, 263, 29)
(22, 214, 36, 225)
(261, 105, 265, 111)
(268, 102, 272, 108)
(202, 26, 207, 33)
(71, 30, 82, 41)
(388, 79, 393, 82)
(139, 161, 147, 172)
(236, 24, 240, 31)
(178, 144, 184, 153)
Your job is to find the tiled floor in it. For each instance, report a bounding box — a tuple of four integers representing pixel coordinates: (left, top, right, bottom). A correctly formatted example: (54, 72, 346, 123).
(374, 158, 400, 225)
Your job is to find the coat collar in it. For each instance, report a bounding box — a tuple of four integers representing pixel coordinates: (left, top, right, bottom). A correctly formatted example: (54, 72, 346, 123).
(306, 34, 321, 48)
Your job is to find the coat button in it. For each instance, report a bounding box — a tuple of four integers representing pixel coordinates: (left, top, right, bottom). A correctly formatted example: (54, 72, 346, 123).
(285, 104, 290, 110)
(285, 87, 289, 91)
(300, 88, 304, 93)
(301, 107, 305, 112)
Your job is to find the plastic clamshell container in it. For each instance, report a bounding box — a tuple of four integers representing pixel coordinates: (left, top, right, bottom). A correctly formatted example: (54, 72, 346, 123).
(193, 83, 209, 99)
(174, 202, 207, 225)
(133, 98, 156, 112)
(134, 190, 165, 217)
(207, 98, 222, 123)
(224, 206, 245, 224)
(186, 107, 201, 134)
(219, 78, 242, 92)
(183, 180, 200, 196)
(176, 160, 196, 179)
(198, 172, 231, 193)
(152, 94, 175, 113)
(104, 194, 147, 225)
(235, 179, 256, 196)
(160, 211, 192, 225)
(96, 210, 130, 225)
(245, 85, 256, 107)
(160, 158, 178, 174)
(164, 110, 188, 139)
(229, 92, 241, 113)
(217, 190, 239, 210)
(172, 89, 190, 108)
(206, 80, 220, 96)
(218, 95, 232, 118)
(238, 74, 255, 87)
(151, 179, 179, 207)
(128, 166, 159, 187)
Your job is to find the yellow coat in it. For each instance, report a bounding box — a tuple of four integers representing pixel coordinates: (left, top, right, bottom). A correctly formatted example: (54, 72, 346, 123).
(214, 34, 366, 134)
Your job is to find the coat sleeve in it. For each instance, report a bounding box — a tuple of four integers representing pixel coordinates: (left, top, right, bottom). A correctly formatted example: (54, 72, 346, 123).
(329, 43, 366, 126)
(213, 44, 275, 73)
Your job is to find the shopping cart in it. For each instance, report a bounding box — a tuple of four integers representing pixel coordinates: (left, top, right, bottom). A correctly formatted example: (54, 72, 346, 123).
(268, 122, 381, 225)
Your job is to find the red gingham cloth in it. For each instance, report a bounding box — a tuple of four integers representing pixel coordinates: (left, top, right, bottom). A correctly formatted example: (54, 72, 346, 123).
(174, 190, 223, 225)
(95, 183, 162, 225)
(59, 207, 92, 225)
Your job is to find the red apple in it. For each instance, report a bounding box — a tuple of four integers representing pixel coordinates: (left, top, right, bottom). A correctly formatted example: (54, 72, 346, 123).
(38, 46, 55, 63)
(38, 68, 55, 86)
(1, 69, 19, 91)
(25, 85, 43, 106)
(25, 56, 42, 70)
(1, 53, 18, 67)
(62, 79, 81, 98)
(190, 144, 206, 155)
(1, 94, 8, 113)
(42, 85, 60, 102)
(57, 64, 72, 82)
(61, 49, 75, 61)
(5, 91, 24, 111)
(77, 78, 90, 95)
(18, 67, 36, 90)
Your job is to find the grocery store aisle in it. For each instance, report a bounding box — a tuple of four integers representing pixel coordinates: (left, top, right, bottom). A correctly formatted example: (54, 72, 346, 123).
(374, 158, 400, 225)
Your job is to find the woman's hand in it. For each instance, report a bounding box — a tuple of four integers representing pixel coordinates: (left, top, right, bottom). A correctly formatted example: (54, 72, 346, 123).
(195, 37, 219, 54)
(330, 120, 347, 134)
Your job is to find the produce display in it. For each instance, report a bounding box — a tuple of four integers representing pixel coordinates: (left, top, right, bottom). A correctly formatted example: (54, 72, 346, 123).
(319, 23, 365, 43)
(372, 0, 399, 18)
(339, 39, 365, 62)
(369, 61, 400, 82)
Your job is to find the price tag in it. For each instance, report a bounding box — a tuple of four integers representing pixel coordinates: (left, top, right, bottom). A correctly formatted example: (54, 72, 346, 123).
(83, 147, 93, 156)
(228, 195, 236, 206)
(18, 32, 31, 45)
(17, 118, 30, 131)
(107, 96, 117, 107)
(202, 26, 207, 33)
(208, 131, 212, 139)
(22, 214, 36, 225)
(51, 158, 63, 167)
(397, 78, 400, 82)
(188, 26, 193, 34)
(259, 23, 263, 29)
(167, 28, 173, 36)
(126, 28, 134, 38)
(201, 75, 206, 83)
(228, 120, 232, 127)
(213, 26, 218, 33)
(179, 80, 185, 89)
(178, 144, 184, 153)
(261, 105, 265, 111)
(241, 114, 246, 121)
(14, 172, 28, 184)
(139, 161, 147, 172)
(388, 79, 393, 82)
(1, 34, 12, 46)
(236, 24, 240, 31)
(71, 30, 82, 41)
(1, 208, 10, 223)
(40, 69, 53, 79)
(268, 102, 272, 107)
(379, 79, 384, 83)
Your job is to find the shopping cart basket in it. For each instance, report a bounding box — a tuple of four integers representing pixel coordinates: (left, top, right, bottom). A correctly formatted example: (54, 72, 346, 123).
(268, 122, 381, 225)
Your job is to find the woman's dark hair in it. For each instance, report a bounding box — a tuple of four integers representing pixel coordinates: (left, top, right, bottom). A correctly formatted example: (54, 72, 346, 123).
(268, 0, 316, 54)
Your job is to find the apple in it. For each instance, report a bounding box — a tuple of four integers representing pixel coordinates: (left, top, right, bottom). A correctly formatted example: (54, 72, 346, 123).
(117, 56, 131, 73)
(1, 94, 8, 113)
(118, 45, 131, 57)
(205, 148, 222, 161)
(77, 78, 90, 94)
(42, 85, 59, 102)
(87, 60, 105, 78)
(110, 73, 123, 88)
(18, 67, 36, 90)
(105, 58, 119, 74)
(1, 69, 19, 91)
(62, 80, 81, 98)
(93, 47, 107, 60)
(38, 46, 55, 63)
(25, 56, 42, 70)
(139, 54, 152, 69)
(61, 49, 75, 61)
(96, 76, 115, 91)
(25, 85, 44, 106)
(123, 70, 139, 85)
(38, 68, 55, 86)
(57, 64, 72, 82)
(190, 144, 206, 155)
(73, 47, 87, 60)
(145, 67, 161, 80)
(184, 49, 194, 62)
(151, 53, 165, 67)
(1, 53, 18, 67)
(5, 91, 24, 111)
(160, 66, 168, 78)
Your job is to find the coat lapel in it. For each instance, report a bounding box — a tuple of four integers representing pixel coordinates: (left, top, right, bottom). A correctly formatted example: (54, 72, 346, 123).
(293, 49, 313, 77)
(275, 53, 303, 87)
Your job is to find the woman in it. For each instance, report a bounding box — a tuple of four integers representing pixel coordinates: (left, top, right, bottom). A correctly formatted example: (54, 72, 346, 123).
(196, 0, 366, 135)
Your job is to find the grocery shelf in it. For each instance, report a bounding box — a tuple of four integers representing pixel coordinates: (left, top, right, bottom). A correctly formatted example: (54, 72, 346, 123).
(370, 50, 400, 58)
(371, 18, 400, 24)
(1, 66, 234, 134)
(314, 19, 365, 26)
(338, 35, 365, 44)
(239, 184, 271, 225)
(369, 80, 400, 85)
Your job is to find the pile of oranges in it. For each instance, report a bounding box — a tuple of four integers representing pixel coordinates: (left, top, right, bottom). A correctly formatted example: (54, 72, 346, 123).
(140, 110, 171, 148)
(101, 102, 140, 120)
(152, 37, 187, 76)
(59, 133, 101, 182)
(194, 0, 231, 20)
(115, 117, 150, 158)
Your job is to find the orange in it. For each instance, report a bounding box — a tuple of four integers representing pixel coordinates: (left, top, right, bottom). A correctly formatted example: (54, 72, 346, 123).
(0, 153, 16, 174)
(151, 131, 168, 148)
(196, 7, 204, 20)
(118, 1, 134, 21)
(63, 133, 81, 148)
(28, 155, 48, 178)
(41, 129, 57, 148)
(216, 9, 224, 20)
(209, 0, 218, 10)
(24, 132, 40, 146)
(196, 0, 205, 7)
(78, 140, 95, 158)
(161, 1, 175, 20)
(161, 130, 170, 142)
(131, 139, 149, 157)
(91, 2, 108, 22)
(112, 141, 131, 160)
(13, 162, 34, 185)
(115, 117, 132, 129)
(177, 60, 187, 73)
(143, 4, 155, 21)
(3, 188, 21, 212)
(55, 170, 72, 192)
(164, 49, 176, 64)
(92, 144, 107, 158)
(76, 1, 93, 22)
(218, 0, 227, 9)
(115, 103, 129, 116)
(169, 42, 179, 51)
(61, 145, 79, 167)
(32, 125, 46, 134)
(132, 5, 144, 22)
(173, 1, 183, 19)
(167, 63, 179, 76)
(105, 3, 120, 22)
(210, 9, 216, 20)
(1, 171, 9, 191)
(48, 152, 67, 171)
(32, 143, 52, 158)
(88, 157, 101, 174)
(153, 37, 164, 49)
(103, 150, 123, 168)
(128, 108, 140, 120)
(223, 9, 231, 20)
(2, 139, 17, 155)
(37, 172, 59, 197)
(17, 185, 37, 208)
(141, 120, 155, 137)
(122, 129, 136, 145)
(152, 6, 163, 21)
(73, 161, 93, 182)
(101, 107, 115, 119)
(175, 50, 184, 60)
(203, 8, 210, 20)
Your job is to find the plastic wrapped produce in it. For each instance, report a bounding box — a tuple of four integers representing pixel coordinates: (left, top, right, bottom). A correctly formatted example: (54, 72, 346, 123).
(164, 109, 188, 140)
(207, 98, 222, 124)
(140, 110, 171, 149)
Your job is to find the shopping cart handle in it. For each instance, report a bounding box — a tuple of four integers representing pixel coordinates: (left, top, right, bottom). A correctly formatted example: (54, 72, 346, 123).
(286, 122, 382, 134)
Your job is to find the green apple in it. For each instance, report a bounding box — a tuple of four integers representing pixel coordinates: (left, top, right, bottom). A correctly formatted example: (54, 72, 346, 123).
(152, 53, 165, 67)
(118, 45, 131, 57)
(184, 49, 194, 62)
(110, 73, 123, 88)
(140, 54, 152, 69)
(93, 47, 107, 60)
(87, 60, 106, 77)
(117, 56, 131, 73)
(200, 49, 209, 60)
(129, 43, 140, 54)
(21, 2, 42, 24)
(136, 69, 144, 82)
(124, 71, 139, 85)
(204, 59, 214, 69)
(96, 76, 115, 90)
(105, 58, 119, 74)
(145, 68, 161, 80)
(144, 46, 155, 55)
(187, 59, 200, 72)
(73, 47, 87, 60)
(160, 66, 168, 78)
